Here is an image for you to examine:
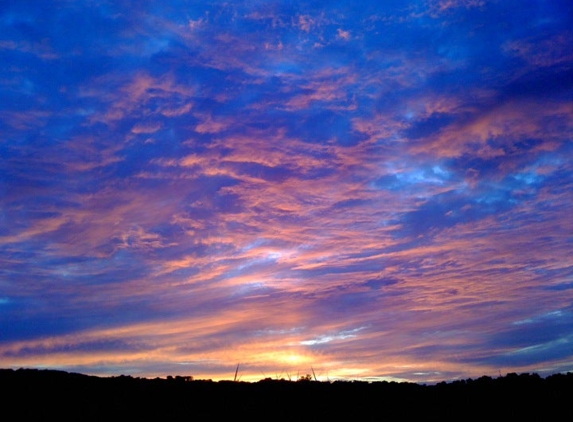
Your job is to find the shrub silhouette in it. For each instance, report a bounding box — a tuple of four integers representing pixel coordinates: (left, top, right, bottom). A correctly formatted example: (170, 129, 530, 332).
(1, 368, 572, 420)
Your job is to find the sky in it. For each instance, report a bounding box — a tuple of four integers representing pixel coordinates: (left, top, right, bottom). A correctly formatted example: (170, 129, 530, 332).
(1, 0, 572, 383)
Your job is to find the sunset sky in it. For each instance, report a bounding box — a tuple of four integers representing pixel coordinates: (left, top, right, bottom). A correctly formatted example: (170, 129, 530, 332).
(1, 0, 572, 383)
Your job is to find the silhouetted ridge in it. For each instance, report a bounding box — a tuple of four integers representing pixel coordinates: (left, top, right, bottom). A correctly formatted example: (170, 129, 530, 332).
(2, 368, 572, 420)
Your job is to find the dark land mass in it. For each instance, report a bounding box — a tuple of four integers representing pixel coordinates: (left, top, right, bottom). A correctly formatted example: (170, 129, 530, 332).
(2, 368, 573, 420)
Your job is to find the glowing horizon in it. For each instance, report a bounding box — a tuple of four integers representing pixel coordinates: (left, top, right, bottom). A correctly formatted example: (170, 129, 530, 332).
(1, 0, 572, 384)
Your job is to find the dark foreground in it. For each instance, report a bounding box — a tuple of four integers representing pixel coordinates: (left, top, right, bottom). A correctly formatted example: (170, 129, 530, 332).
(2, 369, 573, 420)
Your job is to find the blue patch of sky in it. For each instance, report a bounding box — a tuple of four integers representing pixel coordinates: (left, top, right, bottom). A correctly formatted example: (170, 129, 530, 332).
(0, 296, 166, 344)
(2, 2, 118, 57)
(332, 198, 372, 209)
(406, 341, 477, 362)
(496, 0, 572, 37)
(0, 290, 99, 338)
(499, 156, 568, 196)
(265, 57, 306, 77)
(314, 290, 379, 318)
(363, 277, 401, 290)
(2, 179, 69, 219)
(32, 254, 146, 288)
(544, 282, 573, 292)
(489, 309, 573, 349)
(0, 314, 81, 344)
(0, 63, 43, 107)
(286, 109, 352, 144)
(235, 161, 295, 182)
(4, 338, 142, 358)
(500, 66, 573, 103)
(402, 114, 456, 140)
(390, 188, 515, 238)
(492, 340, 573, 368)
(371, 163, 452, 193)
(291, 260, 391, 281)
(471, 329, 573, 368)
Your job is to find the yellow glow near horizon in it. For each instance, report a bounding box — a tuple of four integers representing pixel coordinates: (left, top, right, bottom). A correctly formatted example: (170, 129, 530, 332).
(284, 353, 307, 365)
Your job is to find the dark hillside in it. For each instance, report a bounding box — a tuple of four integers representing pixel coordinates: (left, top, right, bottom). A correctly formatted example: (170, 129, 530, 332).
(2, 369, 572, 420)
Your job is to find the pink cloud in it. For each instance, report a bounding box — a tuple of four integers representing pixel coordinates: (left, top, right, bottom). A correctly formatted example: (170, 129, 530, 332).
(194, 114, 231, 134)
(428, 0, 486, 15)
(82, 72, 195, 126)
(503, 32, 573, 69)
(131, 121, 163, 134)
(336, 28, 351, 41)
(408, 99, 573, 159)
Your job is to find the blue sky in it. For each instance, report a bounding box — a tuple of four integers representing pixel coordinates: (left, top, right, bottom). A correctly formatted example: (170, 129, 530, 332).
(1, 0, 572, 382)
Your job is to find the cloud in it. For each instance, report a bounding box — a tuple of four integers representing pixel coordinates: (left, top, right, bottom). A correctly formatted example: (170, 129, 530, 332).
(504, 32, 573, 69)
(429, 0, 486, 14)
(337, 28, 351, 40)
(194, 114, 231, 134)
(131, 121, 163, 134)
(1, 0, 572, 383)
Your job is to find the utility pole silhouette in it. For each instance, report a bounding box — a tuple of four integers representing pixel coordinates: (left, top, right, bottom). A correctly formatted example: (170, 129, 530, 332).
(233, 363, 240, 382)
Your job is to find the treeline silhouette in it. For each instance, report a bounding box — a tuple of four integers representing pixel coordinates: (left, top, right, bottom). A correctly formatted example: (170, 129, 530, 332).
(2, 368, 572, 420)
